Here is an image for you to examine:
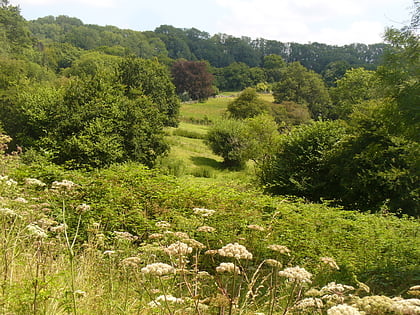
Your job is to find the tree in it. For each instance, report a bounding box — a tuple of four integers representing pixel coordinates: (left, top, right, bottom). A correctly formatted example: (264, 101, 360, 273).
(227, 87, 269, 119)
(206, 119, 249, 168)
(259, 121, 347, 201)
(262, 54, 286, 83)
(272, 62, 331, 119)
(330, 67, 381, 119)
(119, 56, 180, 127)
(171, 59, 215, 101)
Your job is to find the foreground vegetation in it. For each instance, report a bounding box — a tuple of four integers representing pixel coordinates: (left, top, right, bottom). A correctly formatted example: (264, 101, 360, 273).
(0, 145, 419, 314)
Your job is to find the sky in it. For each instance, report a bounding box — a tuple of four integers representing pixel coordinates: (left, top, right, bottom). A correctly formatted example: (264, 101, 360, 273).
(10, 0, 414, 45)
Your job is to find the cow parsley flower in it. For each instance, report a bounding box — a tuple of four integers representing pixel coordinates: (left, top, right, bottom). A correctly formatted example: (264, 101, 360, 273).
(141, 263, 175, 276)
(164, 241, 193, 256)
(121, 257, 142, 268)
(193, 207, 216, 217)
(320, 257, 340, 270)
(327, 304, 362, 315)
(197, 225, 216, 232)
(278, 266, 312, 284)
(216, 262, 240, 274)
(218, 243, 253, 260)
(26, 223, 48, 238)
(268, 244, 291, 254)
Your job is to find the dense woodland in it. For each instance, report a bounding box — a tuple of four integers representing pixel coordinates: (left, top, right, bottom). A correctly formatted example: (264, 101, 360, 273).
(0, 1, 419, 314)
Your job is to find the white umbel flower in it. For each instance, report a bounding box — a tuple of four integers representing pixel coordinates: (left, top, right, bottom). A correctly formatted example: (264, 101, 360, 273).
(141, 263, 175, 276)
(216, 262, 240, 274)
(327, 304, 362, 315)
(218, 243, 253, 260)
(278, 266, 312, 284)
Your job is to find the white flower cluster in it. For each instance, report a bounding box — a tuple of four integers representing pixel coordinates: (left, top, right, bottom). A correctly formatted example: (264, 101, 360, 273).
(354, 295, 394, 314)
(391, 298, 420, 314)
(155, 221, 171, 229)
(121, 257, 142, 267)
(0, 207, 19, 217)
(193, 207, 216, 217)
(216, 262, 240, 274)
(113, 231, 138, 241)
(268, 244, 291, 254)
(164, 241, 193, 256)
(173, 231, 189, 239)
(26, 223, 48, 238)
(50, 223, 67, 233)
(327, 304, 362, 315)
(218, 243, 253, 260)
(278, 266, 312, 284)
(141, 263, 175, 276)
(24, 178, 46, 187)
(183, 238, 206, 249)
(197, 225, 216, 232)
(294, 297, 323, 310)
(148, 233, 164, 240)
(320, 257, 340, 270)
(265, 259, 282, 268)
(320, 282, 355, 295)
(76, 203, 90, 213)
(13, 197, 28, 203)
(51, 179, 77, 191)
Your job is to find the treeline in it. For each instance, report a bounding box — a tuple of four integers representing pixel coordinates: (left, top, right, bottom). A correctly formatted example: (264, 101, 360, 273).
(27, 15, 386, 78)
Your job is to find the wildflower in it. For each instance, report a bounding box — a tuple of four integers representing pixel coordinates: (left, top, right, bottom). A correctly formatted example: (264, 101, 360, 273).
(204, 249, 218, 255)
(183, 238, 206, 249)
(149, 233, 164, 240)
(0, 207, 18, 217)
(103, 250, 116, 256)
(268, 244, 291, 255)
(26, 224, 48, 238)
(265, 259, 282, 268)
(408, 285, 420, 296)
(247, 224, 265, 231)
(50, 223, 67, 233)
(121, 257, 142, 267)
(391, 298, 420, 314)
(76, 203, 90, 213)
(193, 207, 216, 217)
(5, 179, 17, 186)
(92, 222, 101, 229)
(36, 218, 57, 228)
(216, 262, 240, 274)
(320, 257, 340, 270)
(141, 263, 175, 276)
(155, 221, 171, 229)
(197, 225, 216, 232)
(24, 178, 46, 187)
(164, 241, 193, 256)
(327, 304, 362, 315)
(13, 197, 28, 203)
(173, 231, 189, 239)
(155, 294, 184, 303)
(113, 231, 138, 241)
(51, 179, 77, 191)
(354, 295, 394, 314)
(320, 282, 355, 296)
(278, 266, 312, 284)
(293, 298, 323, 310)
(218, 242, 253, 260)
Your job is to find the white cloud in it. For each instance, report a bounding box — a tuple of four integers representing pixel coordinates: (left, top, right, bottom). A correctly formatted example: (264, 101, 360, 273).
(14, 0, 117, 8)
(214, 0, 408, 44)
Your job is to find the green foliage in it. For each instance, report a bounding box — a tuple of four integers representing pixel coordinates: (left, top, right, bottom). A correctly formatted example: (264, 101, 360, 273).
(330, 67, 381, 119)
(269, 101, 312, 128)
(272, 62, 331, 119)
(260, 120, 347, 200)
(227, 87, 270, 119)
(206, 119, 249, 167)
(118, 56, 180, 127)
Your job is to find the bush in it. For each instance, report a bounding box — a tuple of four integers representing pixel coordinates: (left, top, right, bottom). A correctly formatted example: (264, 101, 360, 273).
(206, 119, 249, 168)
